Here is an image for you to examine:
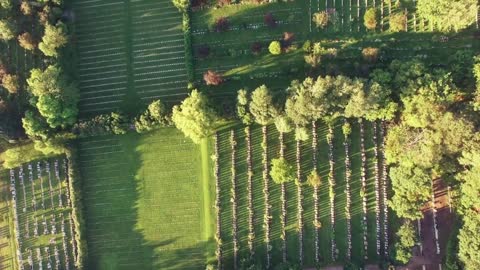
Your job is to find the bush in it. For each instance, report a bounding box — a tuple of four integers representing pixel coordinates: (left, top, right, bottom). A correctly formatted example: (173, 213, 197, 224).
(362, 47, 380, 63)
(134, 100, 171, 133)
(0, 0, 11, 10)
(364, 7, 377, 30)
(183, 12, 194, 82)
(203, 70, 223, 86)
(18, 32, 36, 50)
(389, 12, 407, 32)
(72, 112, 129, 137)
(172, 0, 189, 11)
(38, 22, 68, 57)
(264, 12, 276, 28)
(312, 11, 329, 29)
(2, 74, 19, 94)
(270, 158, 295, 184)
(214, 17, 229, 32)
(0, 20, 16, 41)
(268, 41, 282, 55)
(20, 1, 32, 15)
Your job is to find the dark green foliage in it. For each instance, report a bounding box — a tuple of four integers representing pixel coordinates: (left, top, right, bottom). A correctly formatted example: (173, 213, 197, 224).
(393, 221, 417, 264)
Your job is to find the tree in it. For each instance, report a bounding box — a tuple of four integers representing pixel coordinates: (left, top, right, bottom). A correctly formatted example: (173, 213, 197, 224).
(0, 20, 16, 41)
(27, 65, 79, 128)
(236, 89, 253, 125)
(2, 74, 19, 94)
(18, 32, 36, 50)
(268, 41, 281, 55)
(0, 0, 11, 10)
(270, 158, 295, 184)
(364, 7, 377, 30)
(22, 110, 50, 140)
(389, 12, 406, 32)
(274, 115, 293, 134)
(203, 70, 223, 86)
(172, 0, 189, 11)
(249, 85, 278, 125)
(312, 11, 329, 29)
(295, 126, 309, 141)
(172, 90, 217, 144)
(304, 42, 323, 68)
(135, 100, 170, 133)
(394, 221, 417, 264)
(417, 0, 476, 32)
(388, 165, 431, 220)
(38, 22, 68, 57)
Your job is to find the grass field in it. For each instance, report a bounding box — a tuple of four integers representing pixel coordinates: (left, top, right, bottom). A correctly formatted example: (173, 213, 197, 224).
(215, 120, 387, 268)
(8, 158, 76, 270)
(72, 0, 188, 116)
(76, 128, 214, 269)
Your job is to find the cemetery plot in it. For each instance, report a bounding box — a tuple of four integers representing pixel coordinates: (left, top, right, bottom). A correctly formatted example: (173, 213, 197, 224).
(8, 158, 76, 270)
(77, 129, 213, 270)
(213, 120, 391, 268)
(131, 0, 189, 103)
(73, 0, 129, 115)
(73, 0, 188, 115)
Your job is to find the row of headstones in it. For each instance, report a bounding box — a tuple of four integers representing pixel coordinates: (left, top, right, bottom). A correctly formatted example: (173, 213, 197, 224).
(18, 161, 63, 214)
(9, 160, 73, 270)
(344, 119, 353, 260)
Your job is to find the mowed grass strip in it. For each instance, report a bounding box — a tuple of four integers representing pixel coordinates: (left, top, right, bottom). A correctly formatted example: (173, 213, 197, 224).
(77, 128, 213, 270)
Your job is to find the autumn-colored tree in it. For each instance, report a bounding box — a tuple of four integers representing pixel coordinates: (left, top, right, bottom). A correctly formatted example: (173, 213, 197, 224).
(203, 70, 223, 86)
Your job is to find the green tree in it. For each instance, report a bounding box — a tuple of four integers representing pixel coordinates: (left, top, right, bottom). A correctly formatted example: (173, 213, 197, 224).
(2, 74, 19, 94)
(135, 100, 170, 133)
(274, 115, 293, 134)
(237, 88, 254, 125)
(38, 22, 68, 57)
(22, 110, 50, 140)
(249, 85, 278, 125)
(172, 0, 189, 12)
(27, 65, 79, 128)
(394, 221, 417, 264)
(389, 12, 406, 32)
(364, 7, 377, 30)
(388, 165, 431, 220)
(0, 20, 16, 41)
(270, 158, 295, 184)
(172, 90, 217, 144)
(417, 0, 477, 32)
(307, 169, 321, 187)
(268, 41, 281, 55)
(312, 11, 329, 29)
(0, 0, 11, 10)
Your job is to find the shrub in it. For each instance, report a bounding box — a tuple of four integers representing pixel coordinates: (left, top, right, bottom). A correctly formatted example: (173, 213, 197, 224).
(389, 12, 407, 32)
(0, 0, 11, 10)
(362, 47, 380, 63)
(282, 32, 295, 47)
(251, 42, 262, 55)
(2, 74, 19, 94)
(0, 20, 16, 41)
(72, 112, 128, 137)
(364, 7, 377, 30)
(134, 100, 171, 133)
(270, 158, 295, 184)
(203, 70, 223, 86)
(264, 12, 276, 28)
(312, 11, 329, 29)
(307, 169, 322, 187)
(268, 41, 282, 55)
(214, 17, 229, 32)
(18, 32, 36, 50)
(0, 63, 7, 81)
(39, 22, 68, 57)
(172, 0, 189, 11)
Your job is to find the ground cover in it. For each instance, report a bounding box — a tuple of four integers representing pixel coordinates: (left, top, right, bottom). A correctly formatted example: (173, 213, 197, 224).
(76, 128, 214, 269)
(72, 0, 188, 116)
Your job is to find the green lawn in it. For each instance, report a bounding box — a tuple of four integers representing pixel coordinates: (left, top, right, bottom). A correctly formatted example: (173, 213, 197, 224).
(72, 0, 188, 116)
(76, 128, 215, 270)
(215, 120, 387, 268)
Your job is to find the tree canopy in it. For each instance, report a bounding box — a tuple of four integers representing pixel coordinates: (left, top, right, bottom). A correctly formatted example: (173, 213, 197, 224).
(38, 22, 68, 57)
(26, 65, 79, 129)
(270, 157, 295, 184)
(0, 19, 16, 41)
(417, 0, 477, 32)
(172, 90, 217, 144)
(249, 85, 278, 126)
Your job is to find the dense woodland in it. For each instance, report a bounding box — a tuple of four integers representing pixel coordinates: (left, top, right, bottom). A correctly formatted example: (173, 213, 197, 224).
(0, 0, 479, 269)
